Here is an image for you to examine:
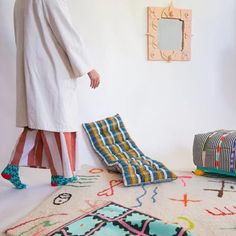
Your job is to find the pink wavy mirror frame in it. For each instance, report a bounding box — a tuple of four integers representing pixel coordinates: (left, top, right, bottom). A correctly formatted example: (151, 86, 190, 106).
(147, 5, 192, 62)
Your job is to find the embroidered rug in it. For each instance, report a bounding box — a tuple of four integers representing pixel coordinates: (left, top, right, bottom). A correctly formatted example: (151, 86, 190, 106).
(4, 165, 236, 236)
(48, 202, 193, 236)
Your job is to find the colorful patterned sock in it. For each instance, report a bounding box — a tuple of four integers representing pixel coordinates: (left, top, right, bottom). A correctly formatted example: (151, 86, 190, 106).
(1, 164, 27, 189)
(51, 175, 79, 187)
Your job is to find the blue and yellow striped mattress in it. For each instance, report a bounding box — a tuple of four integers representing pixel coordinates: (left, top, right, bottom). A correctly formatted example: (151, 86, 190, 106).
(83, 114, 177, 186)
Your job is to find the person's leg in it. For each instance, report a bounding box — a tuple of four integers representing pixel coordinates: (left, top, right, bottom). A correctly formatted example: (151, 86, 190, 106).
(40, 131, 78, 186)
(1, 128, 38, 189)
(58, 132, 76, 178)
(52, 132, 78, 185)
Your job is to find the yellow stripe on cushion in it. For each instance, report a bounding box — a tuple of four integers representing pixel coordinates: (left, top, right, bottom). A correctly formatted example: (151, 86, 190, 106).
(116, 152, 129, 161)
(100, 120, 114, 145)
(90, 123, 116, 162)
(117, 140, 138, 157)
(121, 142, 130, 151)
(109, 144, 122, 155)
(156, 170, 164, 180)
(127, 149, 139, 157)
(108, 117, 125, 145)
(136, 163, 151, 183)
(126, 163, 138, 185)
(100, 120, 121, 154)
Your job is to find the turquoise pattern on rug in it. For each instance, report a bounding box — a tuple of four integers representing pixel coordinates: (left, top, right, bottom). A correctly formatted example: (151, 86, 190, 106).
(48, 202, 194, 236)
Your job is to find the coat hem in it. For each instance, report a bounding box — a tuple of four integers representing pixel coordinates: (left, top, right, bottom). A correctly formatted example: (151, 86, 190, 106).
(16, 123, 80, 132)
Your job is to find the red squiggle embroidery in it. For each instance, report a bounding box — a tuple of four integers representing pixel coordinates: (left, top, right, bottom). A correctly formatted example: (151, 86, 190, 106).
(97, 179, 123, 197)
(169, 193, 201, 207)
(178, 175, 192, 187)
(206, 206, 236, 216)
(5, 213, 67, 233)
(80, 200, 108, 214)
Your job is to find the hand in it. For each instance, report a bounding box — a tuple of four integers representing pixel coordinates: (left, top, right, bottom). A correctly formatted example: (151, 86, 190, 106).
(88, 69, 100, 89)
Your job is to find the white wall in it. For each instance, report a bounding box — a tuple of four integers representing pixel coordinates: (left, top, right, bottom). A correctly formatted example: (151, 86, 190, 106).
(1, 0, 236, 172)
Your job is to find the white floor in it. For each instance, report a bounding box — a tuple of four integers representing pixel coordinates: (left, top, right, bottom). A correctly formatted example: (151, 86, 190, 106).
(0, 166, 57, 234)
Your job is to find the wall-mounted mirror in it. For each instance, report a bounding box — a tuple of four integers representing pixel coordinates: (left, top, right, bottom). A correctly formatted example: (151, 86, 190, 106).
(147, 5, 192, 61)
(157, 19, 183, 51)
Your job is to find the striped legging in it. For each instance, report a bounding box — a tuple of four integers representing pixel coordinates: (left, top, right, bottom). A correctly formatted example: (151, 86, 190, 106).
(9, 127, 76, 178)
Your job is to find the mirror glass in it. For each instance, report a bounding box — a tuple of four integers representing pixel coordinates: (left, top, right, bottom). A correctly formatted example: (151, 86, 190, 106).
(157, 19, 183, 51)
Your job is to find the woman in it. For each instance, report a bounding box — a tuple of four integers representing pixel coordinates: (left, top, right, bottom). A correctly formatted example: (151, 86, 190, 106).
(1, 0, 100, 189)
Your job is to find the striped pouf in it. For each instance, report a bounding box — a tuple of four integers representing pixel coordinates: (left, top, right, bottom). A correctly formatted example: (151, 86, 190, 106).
(193, 130, 236, 176)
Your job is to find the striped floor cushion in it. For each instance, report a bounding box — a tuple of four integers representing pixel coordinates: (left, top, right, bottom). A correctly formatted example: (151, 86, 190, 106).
(193, 130, 236, 176)
(83, 114, 177, 186)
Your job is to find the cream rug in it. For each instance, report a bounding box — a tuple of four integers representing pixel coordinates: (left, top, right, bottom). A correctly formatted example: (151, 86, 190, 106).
(4, 165, 236, 236)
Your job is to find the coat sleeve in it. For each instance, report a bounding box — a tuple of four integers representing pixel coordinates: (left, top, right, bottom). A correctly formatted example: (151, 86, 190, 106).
(42, 0, 93, 78)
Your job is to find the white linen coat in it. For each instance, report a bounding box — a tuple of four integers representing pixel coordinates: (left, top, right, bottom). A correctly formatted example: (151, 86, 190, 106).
(14, 0, 92, 132)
